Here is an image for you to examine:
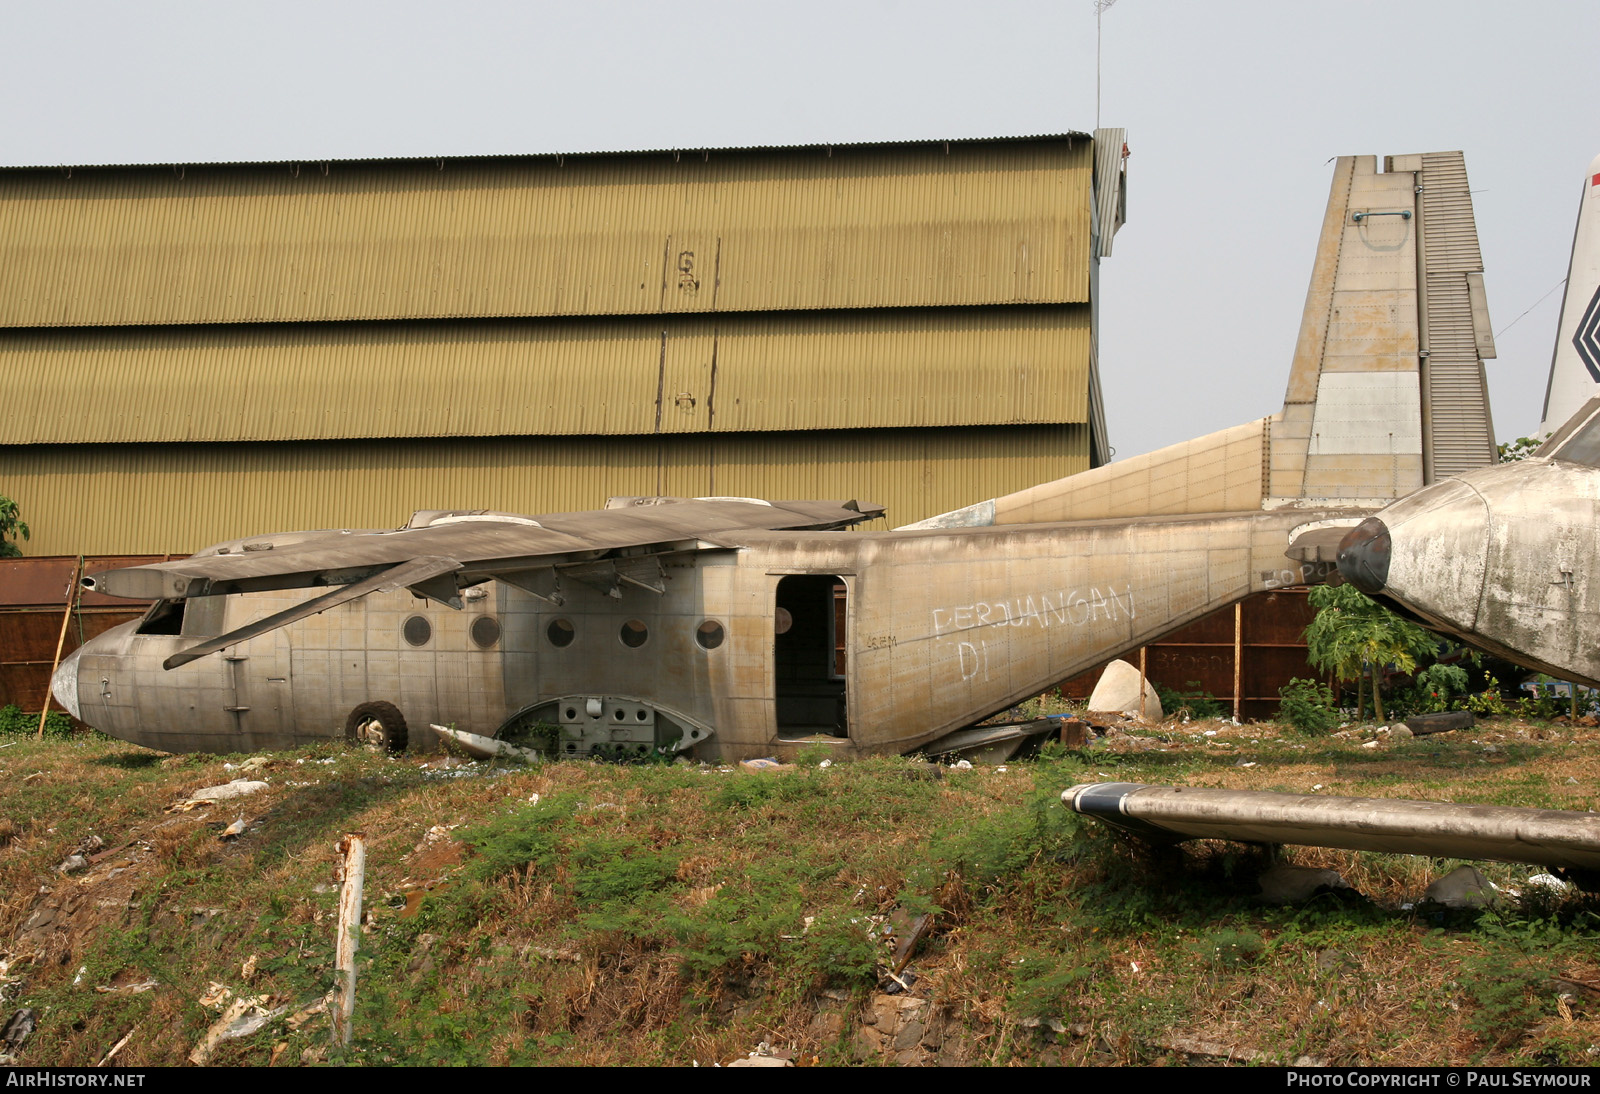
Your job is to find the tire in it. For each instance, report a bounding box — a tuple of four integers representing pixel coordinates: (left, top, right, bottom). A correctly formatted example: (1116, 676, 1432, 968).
(345, 701, 408, 753)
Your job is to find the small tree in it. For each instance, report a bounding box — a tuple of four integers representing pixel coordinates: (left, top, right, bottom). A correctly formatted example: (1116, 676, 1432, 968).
(1498, 434, 1549, 462)
(0, 494, 27, 558)
(1304, 583, 1436, 723)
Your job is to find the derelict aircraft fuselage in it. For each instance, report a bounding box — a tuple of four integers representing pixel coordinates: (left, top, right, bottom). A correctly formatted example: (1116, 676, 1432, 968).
(55, 502, 1345, 759)
(53, 149, 1498, 759)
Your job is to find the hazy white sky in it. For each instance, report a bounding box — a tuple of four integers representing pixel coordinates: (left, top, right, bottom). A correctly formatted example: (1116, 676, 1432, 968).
(3, 1, 1593, 458)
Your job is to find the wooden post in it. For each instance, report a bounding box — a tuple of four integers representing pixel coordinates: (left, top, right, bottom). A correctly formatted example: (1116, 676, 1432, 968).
(1138, 646, 1148, 720)
(331, 834, 366, 1048)
(38, 557, 82, 739)
(1232, 601, 1244, 723)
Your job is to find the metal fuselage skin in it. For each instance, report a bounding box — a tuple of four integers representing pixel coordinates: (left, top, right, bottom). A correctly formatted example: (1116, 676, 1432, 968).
(58, 508, 1341, 759)
(1341, 457, 1600, 688)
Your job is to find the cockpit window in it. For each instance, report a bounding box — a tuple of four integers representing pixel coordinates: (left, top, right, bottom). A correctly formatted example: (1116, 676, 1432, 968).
(136, 597, 225, 637)
(135, 599, 184, 636)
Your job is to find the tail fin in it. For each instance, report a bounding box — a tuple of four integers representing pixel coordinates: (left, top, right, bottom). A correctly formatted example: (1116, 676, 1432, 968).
(1538, 154, 1600, 438)
(904, 152, 1498, 529)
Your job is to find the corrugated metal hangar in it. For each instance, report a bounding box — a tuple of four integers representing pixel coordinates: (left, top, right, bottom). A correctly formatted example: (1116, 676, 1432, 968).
(0, 131, 1128, 557)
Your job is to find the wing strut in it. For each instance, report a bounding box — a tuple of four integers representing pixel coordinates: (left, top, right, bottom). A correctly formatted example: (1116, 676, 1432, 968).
(163, 556, 462, 670)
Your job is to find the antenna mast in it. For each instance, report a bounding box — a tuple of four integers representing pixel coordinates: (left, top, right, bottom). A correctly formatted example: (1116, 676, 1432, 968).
(1096, 0, 1119, 130)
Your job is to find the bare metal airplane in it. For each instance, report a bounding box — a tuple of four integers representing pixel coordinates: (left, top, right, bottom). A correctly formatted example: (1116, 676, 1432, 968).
(1337, 152, 1600, 691)
(52, 151, 1495, 761)
(1062, 156, 1600, 877)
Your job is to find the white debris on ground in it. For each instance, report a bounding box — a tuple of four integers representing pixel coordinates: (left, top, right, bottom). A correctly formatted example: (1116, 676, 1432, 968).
(186, 780, 268, 803)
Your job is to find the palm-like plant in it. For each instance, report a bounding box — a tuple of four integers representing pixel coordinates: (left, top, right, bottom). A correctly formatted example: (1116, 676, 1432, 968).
(1304, 583, 1436, 723)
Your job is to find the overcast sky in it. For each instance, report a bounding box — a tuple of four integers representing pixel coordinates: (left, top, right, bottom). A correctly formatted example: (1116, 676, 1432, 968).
(4, 1, 1593, 459)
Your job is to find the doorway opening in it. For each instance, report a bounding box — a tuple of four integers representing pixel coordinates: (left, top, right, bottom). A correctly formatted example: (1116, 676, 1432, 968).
(774, 575, 848, 738)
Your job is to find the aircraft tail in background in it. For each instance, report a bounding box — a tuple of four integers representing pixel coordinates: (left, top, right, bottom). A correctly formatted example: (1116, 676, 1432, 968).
(906, 151, 1499, 530)
(1538, 153, 1600, 438)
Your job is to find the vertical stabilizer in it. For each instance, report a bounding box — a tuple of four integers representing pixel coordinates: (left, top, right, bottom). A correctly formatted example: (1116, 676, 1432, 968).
(1538, 154, 1600, 438)
(1266, 151, 1495, 507)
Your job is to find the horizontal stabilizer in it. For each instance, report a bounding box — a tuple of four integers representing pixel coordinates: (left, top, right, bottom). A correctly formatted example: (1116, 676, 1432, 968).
(1065, 782, 1600, 872)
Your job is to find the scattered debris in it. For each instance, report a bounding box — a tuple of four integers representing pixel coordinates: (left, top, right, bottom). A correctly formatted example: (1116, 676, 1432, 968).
(96, 1024, 137, 1068)
(727, 1041, 794, 1067)
(890, 911, 934, 974)
(189, 994, 283, 1065)
(1405, 711, 1475, 736)
(738, 757, 796, 774)
(94, 979, 158, 995)
(199, 981, 233, 1009)
(220, 817, 246, 840)
(1424, 864, 1499, 910)
(1527, 873, 1570, 893)
(1257, 866, 1354, 905)
(331, 834, 367, 1047)
(57, 854, 88, 875)
(284, 996, 328, 1031)
(1056, 716, 1092, 747)
(430, 723, 541, 762)
(185, 779, 268, 804)
(2, 1008, 35, 1050)
(1154, 1032, 1326, 1067)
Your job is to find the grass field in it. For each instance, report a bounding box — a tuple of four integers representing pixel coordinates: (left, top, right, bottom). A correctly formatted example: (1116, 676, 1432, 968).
(1, 714, 1598, 1066)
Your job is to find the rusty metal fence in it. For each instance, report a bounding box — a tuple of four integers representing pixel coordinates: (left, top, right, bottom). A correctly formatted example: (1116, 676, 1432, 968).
(0, 556, 164, 716)
(1060, 589, 1318, 721)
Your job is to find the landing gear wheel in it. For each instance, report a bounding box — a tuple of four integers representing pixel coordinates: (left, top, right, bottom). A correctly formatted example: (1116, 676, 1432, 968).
(345, 701, 408, 753)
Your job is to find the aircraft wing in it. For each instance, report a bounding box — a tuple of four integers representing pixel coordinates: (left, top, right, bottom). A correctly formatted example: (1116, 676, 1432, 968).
(82, 497, 882, 670)
(88, 497, 881, 602)
(1065, 783, 1600, 873)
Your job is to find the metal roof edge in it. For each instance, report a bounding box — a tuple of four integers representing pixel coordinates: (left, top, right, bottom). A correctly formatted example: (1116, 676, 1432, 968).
(0, 131, 1096, 174)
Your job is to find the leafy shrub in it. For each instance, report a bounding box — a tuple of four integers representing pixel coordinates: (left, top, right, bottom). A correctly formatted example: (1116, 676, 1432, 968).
(1410, 663, 1469, 714)
(1192, 928, 1265, 968)
(458, 796, 575, 880)
(1466, 673, 1512, 717)
(1305, 584, 1437, 722)
(796, 910, 884, 987)
(1154, 681, 1226, 721)
(0, 494, 27, 558)
(666, 880, 804, 977)
(1277, 678, 1339, 735)
(1010, 947, 1106, 1019)
(0, 704, 74, 738)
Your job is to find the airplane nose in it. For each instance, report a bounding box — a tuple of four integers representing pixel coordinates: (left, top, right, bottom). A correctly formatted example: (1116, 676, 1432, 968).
(1338, 517, 1391, 594)
(50, 646, 83, 721)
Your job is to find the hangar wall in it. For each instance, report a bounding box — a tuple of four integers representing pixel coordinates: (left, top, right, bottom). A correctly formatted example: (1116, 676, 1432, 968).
(0, 133, 1120, 557)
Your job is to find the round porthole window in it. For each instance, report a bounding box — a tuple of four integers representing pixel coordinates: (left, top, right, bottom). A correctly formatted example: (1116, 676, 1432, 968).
(547, 618, 575, 647)
(620, 620, 649, 648)
(403, 615, 432, 647)
(695, 620, 725, 650)
(471, 616, 502, 649)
